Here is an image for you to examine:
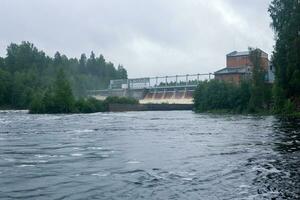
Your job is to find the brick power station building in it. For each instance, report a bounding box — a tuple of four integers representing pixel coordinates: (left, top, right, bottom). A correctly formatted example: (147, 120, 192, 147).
(214, 49, 274, 84)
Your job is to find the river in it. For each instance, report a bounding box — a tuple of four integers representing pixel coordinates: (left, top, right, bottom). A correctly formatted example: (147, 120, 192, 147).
(0, 110, 299, 199)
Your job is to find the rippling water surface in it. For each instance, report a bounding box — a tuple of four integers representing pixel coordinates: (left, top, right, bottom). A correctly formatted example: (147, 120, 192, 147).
(0, 110, 299, 199)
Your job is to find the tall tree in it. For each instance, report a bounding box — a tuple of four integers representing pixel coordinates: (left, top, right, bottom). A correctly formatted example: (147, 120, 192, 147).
(79, 53, 87, 73)
(52, 69, 75, 113)
(5, 41, 46, 73)
(0, 69, 11, 106)
(117, 64, 128, 79)
(269, 0, 300, 111)
(248, 48, 269, 111)
(87, 51, 97, 74)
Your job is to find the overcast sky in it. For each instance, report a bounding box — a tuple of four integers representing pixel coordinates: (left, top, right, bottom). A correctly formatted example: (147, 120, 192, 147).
(0, 0, 274, 77)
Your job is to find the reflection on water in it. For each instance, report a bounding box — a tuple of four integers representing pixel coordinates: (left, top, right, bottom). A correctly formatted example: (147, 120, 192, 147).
(0, 111, 299, 199)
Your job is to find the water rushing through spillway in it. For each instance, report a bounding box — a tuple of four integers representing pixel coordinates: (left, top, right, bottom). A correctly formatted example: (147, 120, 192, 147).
(0, 111, 299, 199)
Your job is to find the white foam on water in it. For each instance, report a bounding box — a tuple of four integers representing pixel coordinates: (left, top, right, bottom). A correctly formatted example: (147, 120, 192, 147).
(35, 154, 49, 158)
(71, 153, 83, 157)
(18, 164, 35, 167)
(35, 154, 64, 158)
(71, 129, 94, 134)
(36, 160, 48, 163)
(127, 161, 141, 164)
(182, 177, 193, 181)
(239, 184, 251, 188)
(91, 173, 109, 177)
(251, 165, 281, 174)
(88, 147, 103, 150)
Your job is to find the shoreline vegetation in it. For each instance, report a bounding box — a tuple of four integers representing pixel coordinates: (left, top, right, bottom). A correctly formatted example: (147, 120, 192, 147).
(29, 70, 138, 114)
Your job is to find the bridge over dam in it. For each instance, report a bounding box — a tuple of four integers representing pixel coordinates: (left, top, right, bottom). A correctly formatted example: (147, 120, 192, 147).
(88, 73, 213, 105)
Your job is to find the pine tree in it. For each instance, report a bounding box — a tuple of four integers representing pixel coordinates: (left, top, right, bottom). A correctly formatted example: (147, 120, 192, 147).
(79, 53, 87, 73)
(52, 69, 75, 113)
(248, 48, 268, 112)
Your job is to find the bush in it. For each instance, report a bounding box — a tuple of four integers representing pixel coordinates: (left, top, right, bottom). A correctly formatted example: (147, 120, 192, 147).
(193, 80, 274, 114)
(193, 80, 251, 113)
(29, 92, 45, 114)
(104, 96, 139, 105)
(74, 97, 107, 113)
(282, 99, 296, 115)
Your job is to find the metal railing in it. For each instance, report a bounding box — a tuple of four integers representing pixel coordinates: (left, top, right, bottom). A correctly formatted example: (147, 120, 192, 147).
(88, 73, 214, 96)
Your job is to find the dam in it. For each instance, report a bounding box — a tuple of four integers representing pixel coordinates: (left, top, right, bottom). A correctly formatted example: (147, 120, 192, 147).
(88, 73, 213, 105)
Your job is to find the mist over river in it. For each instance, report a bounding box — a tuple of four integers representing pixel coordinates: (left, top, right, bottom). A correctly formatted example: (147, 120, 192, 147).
(0, 111, 299, 199)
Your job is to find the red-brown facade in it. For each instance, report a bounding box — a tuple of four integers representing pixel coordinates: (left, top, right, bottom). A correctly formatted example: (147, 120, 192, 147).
(214, 49, 270, 84)
(227, 55, 269, 70)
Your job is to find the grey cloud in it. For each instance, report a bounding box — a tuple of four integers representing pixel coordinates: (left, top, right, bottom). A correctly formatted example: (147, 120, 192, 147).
(0, 0, 274, 77)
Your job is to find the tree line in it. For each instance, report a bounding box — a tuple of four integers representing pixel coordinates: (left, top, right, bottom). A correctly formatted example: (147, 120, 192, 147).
(0, 41, 128, 109)
(29, 69, 138, 114)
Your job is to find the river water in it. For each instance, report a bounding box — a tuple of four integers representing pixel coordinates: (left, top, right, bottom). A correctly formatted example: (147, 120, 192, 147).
(0, 111, 299, 200)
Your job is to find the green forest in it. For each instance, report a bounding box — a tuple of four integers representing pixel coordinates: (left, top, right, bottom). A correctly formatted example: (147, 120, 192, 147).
(0, 42, 128, 110)
(194, 0, 300, 115)
(29, 69, 138, 114)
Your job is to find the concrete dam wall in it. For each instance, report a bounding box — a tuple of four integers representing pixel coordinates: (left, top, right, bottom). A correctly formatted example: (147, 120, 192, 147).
(91, 88, 194, 105)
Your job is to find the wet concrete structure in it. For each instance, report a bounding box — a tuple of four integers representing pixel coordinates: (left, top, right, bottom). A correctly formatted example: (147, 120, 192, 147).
(89, 73, 213, 105)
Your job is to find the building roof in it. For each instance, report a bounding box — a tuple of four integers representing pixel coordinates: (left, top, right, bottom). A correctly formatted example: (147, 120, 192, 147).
(214, 66, 251, 75)
(226, 49, 268, 58)
(227, 51, 250, 57)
